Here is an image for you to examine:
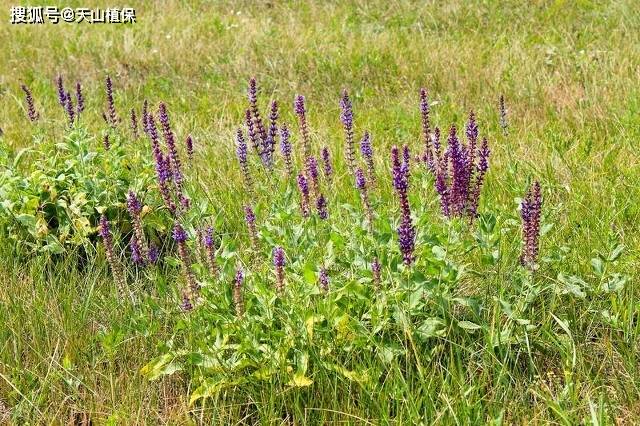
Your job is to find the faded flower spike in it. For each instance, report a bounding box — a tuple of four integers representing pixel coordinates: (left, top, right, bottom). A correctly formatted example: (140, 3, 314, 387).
(499, 94, 508, 134)
(321, 146, 333, 181)
(172, 223, 199, 299)
(186, 134, 194, 161)
(244, 205, 259, 251)
(318, 268, 329, 293)
(372, 258, 382, 290)
(21, 84, 39, 122)
(236, 129, 254, 196)
(273, 246, 286, 294)
(98, 215, 126, 298)
(203, 226, 219, 278)
(294, 94, 311, 163)
(127, 191, 149, 264)
(130, 108, 139, 139)
(355, 168, 373, 232)
(76, 82, 85, 115)
(105, 75, 119, 127)
(359, 131, 376, 185)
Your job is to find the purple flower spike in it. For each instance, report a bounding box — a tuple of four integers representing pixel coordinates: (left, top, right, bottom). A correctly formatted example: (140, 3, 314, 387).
(103, 134, 110, 151)
(105, 75, 119, 127)
(294, 94, 311, 162)
(56, 75, 66, 107)
(360, 131, 376, 185)
(127, 190, 148, 263)
(248, 77, 267, 145)
(316, 193, 328, 220)
(419, 88, 432, 167)
(65, 91, 75, 127)
(233, 267, 245, 317)
(186, 135, 194, 161)
(307, 156, 320, 197)
(21, 85, 39, 122)
(142, 100, 149, 135)
(355, 168, 374, 232)
(130, 108, 139, 139)
(203, 226, 218, 277)
(131, 236, 144, 265)
(391, 145, 415, 266)
(236, 128, 254, 195)
(297, 173, 310, 218)
(340, 89, 356, 174)
(520, 181, 542, 269)
(148, 243, 159, 264)
(372, 258, 381, 290)
(76, 82, 84, 115)
(321, 146, 333, 181)
(319, 268, 329, 293)
(244, 205, 258, 251)
(173, 222, 199, 299)
(158, 102, 184, 190)
(273, 246, 286, 293)
(261, 100, 278, 168)
(98, 215, 126, 297)
(499, 94, 508, 134)
(280, 123, 293, 176)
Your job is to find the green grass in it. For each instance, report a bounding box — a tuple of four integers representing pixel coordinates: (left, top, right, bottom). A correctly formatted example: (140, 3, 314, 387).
(1, 0, 640, 423)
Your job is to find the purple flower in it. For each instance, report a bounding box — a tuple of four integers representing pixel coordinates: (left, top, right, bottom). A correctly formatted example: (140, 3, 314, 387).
(359, 132, 376, 185)
(468, 137, 490, 218)
(56, 75, 66, 107)
(520, 181, 542, 269)
(273, 246, 286, 293)
(236, 129, 254, 195)
(316, 193, 328, 220)
(147, 115, 176, 215)
(294, 94, 311, 162)
(76, 82, 85, 115)
(21, 84, 39, 122)
(172, 223, 188, 243)
(105, 75, 119, 127)
(142, 100, 149, 135)
(499, 94, 508, 134)
(321, 146, 333, 180)
(261, 100, 278, 168)
(148, 243, 159, 264)
(131, 236, 144, 265)
(130, 108, 139, 139)
(340, 89, 356, 174)
(318, 268, 329, 292)
(245, 109, 260, 155)
(99, 215, 126, 297)
(355, 168, 366, 190)
(297, 173, 310, 218)
(186, 134, 194, 161)
(280, 123, 293, 175)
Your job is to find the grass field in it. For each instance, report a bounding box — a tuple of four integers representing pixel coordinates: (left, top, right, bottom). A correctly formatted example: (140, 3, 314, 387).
(1, 1, 640, 424)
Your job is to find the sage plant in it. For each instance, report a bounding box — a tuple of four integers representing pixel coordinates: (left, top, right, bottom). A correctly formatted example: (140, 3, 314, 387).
(127, 191, 148, 264)
(172, 223, 199, 302)
(316, 193, 328, 220)
(105, 75, 119, 127)
(236, 129, 254, 196)
(297, 173, 311, 218)
(203, 226, 218, 278)
(319, 268, 329, 293)
(280, 123, 293, 176)
(391, 145, 415, 266)
(355, 168, 373, 232)
(130, 108, 139, 139)
(244, 205, 258, 251)
(340, 89, 356, 174)
(321, 146, 333, 181)
(359, 132, 375, 185)
(76, 82, 85, 115)
(233, 268, 244, 317)
(294, 95, 311, 164)
(499, 94, 508, 135)
(98, 215, 126, 298)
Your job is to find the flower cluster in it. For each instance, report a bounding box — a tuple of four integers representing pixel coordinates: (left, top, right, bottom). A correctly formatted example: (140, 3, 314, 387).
(273, 246, 286, 294)
(280, 124, 293, 176)
(427, 112, 490, 220)
(21, 84, 39, 122)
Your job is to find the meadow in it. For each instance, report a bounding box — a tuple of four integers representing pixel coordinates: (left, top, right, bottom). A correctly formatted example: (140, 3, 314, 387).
(1, 1, 640, 424)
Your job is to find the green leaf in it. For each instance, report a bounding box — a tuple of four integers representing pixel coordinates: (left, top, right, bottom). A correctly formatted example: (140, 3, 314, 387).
(590, 257, 604, 276)
(287, 373, 313, 387)
(458, 320, 482, 332)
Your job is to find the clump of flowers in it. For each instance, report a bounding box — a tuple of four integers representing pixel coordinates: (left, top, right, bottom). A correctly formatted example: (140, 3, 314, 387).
(427, 112, 490, 221)
(273, 246, 286, 294)
(355, 168, 373, 232)
(520, 181, 543, 269)
(392, 145, 415, 266)
(98, 215, 126, 298)
(21, 84, 39, 122)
